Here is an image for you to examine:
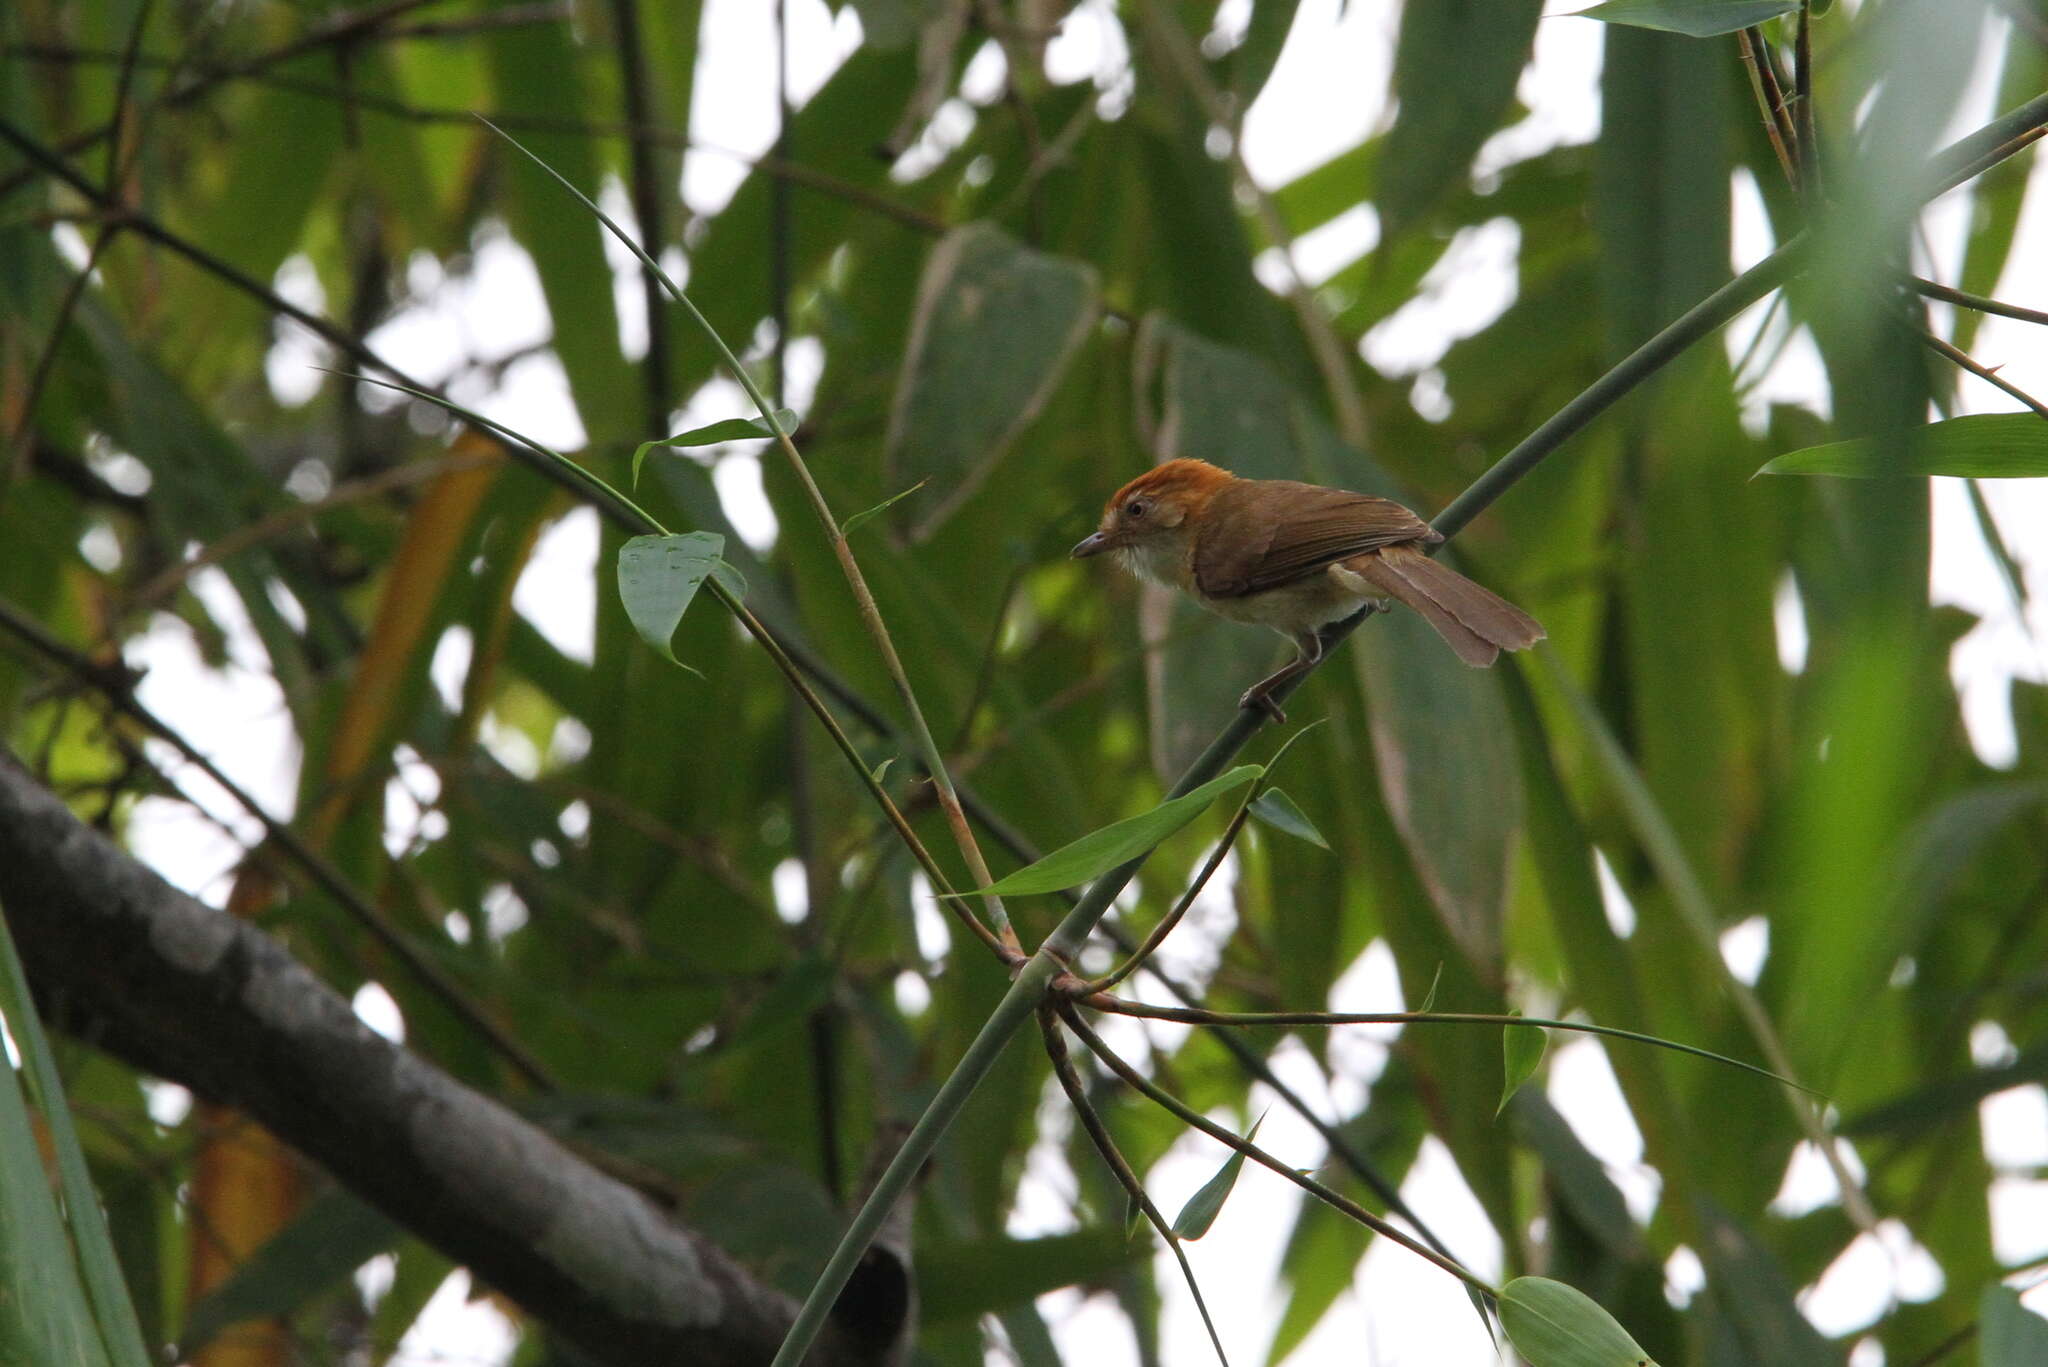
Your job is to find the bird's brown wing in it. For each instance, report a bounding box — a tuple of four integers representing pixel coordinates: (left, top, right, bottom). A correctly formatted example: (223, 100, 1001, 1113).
(1193, 480, 1437, 598)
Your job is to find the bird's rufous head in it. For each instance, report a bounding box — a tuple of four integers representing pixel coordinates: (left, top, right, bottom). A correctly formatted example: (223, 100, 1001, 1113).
(1070, 459, 1233, 564)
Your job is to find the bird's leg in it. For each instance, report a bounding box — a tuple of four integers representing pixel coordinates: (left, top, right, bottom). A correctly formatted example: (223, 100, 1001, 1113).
(1238, 632, 1323, 724)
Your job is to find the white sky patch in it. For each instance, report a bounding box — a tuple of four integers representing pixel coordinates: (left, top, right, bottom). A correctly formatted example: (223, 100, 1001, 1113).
(1547, 1038, 1660, 1225)
(1240, 0, 1393, 190)
(1802, 1220, 1945, 1336)
(351, 982, 405, 1044)
(393, 1272, 518, 1367)
(1361, 218, 1522, 376)
(1593, 847, 1636, 937)
(1718, 915, 1770, 986)
(513, 507, 598, 665)
(1772, 1138, 1868, 1219)
(1775, 571, 1810, 674)
(265, 254, 331, 407)
(684, 0, 861, 217)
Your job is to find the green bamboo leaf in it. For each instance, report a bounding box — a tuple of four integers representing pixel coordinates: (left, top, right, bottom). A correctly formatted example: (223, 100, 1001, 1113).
(1172, 1114, 1265, 1240)
(1498, 1277, 1658, 1366)
(631, 411, 799, 488)
(1982, 1285, 2048, 1366)
(1571, 0, 1797, 37)
(0, 904, 146, 1367)
(1416, 962, 1445, 1015)
(617, 532, 725, 672)
(179, 1193, 398, 1357)
(1758, 413, 2048, 478)
(951, 766, 1263, 898)
(840, 480, 929, 537)
(710, 558, 747, 600)
(1249, 788, 1329, 850)
(1500, 1015, 1547, 1116)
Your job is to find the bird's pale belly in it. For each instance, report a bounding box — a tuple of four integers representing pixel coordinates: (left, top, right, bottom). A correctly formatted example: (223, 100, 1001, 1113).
(1203, 562, 1380, 639)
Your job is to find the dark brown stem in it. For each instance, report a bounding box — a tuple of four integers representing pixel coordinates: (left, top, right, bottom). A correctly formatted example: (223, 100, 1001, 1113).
(1058, 1004, 1496, 1299)
(1038, 1009, 1230, 1367)
(1911, 277, 2048, 328)
(1918, 328, 2048, 421)
(1738, 26, 1800, 190)
(1076, 802, 1252, 996)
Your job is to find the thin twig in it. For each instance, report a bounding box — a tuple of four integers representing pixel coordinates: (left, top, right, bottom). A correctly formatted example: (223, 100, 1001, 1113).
(0, 115, 1010, 963)
(1910, 276, 2048, 329)
(1059, 1004, 1496, 1298)
(479, 119, 1026, 955)
(1074, 998, 1810, 1093)
(1039, 1009, 1231, 1367)
(0, 593, 560, 1091)
(1737, 26, 1801, 190)
(1080, 803, 1251, 996)
(1918, 327, 2048, 420)
(1794, 1, 1818, 192)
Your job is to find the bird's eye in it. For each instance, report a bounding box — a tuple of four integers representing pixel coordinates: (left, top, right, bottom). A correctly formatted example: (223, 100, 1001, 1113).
(1126, 499, 1147, 519)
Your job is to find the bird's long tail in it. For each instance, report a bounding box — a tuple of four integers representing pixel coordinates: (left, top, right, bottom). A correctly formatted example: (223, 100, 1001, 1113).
(1342, 544, 1545, 668)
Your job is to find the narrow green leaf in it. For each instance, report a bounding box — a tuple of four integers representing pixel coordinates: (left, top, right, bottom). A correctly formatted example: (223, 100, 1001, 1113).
(0, 905, 143, 1367)
(887, 223, 1100, 538)
(1982, 1285, 2048, 1366)
(840, 480, 929, 537)
(1759, 413, 2048, 477)
(871, 757, 896, 785)
(1500, 1015, 1547, 1116)
(1380, 0, 1543, 234)
(952, 766, 1263, 898)
(1249, 788, 1329, 850)
(179, 1193, 398, 1356)
(1499, 1277, 1658, 1367)
(1416, 962, 1445, 1015)
(1571, 0, 1797, 37)
(1172, 1114, 1265, 1240)
(631, 412, 798, 487)
(616, 532, 725, 671)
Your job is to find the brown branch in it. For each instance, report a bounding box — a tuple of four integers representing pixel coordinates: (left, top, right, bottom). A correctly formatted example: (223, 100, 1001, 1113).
(1911, 276, 2048, 329)
(1918, 327, 2048, 421)
(1737, 27, 1801, 191)
(0, 751, 902, 1367)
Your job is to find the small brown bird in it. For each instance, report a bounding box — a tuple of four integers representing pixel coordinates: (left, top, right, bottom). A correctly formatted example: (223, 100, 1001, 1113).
(1072, 459, 1544, 719)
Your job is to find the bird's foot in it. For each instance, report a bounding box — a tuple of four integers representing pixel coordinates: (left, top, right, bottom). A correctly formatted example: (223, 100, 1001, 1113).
(1238, 685, 1287, 725)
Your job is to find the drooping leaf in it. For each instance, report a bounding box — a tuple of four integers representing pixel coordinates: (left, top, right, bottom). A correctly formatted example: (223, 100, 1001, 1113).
(1758, 413, 2048, 478)
(0, 905, 147, 1367)
(1249, 788, 1329, 850)
(616, 532, 726, 670)
(887, 223, 1100, 538)
(178, 1192, 399, 1357)
(1498, 1276, 1659, 1366)
(1571, 0, 1798, 37)
(955, 766, 1263, 897)
(1981, 1285, 2048, 1366)
(1172, 1114, 1265, 1240)
(630, 411, 798, 487)
(1500, 1015, 1548, 1115)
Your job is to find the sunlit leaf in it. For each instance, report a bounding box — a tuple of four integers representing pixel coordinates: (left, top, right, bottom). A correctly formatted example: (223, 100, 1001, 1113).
(617, 532, 726, 671)
(1571, 0, 1797, 37)
(952, 767, 1263, 897)
(1499, 1277, 1658, 1366)
(1758, 413, 2048, 478)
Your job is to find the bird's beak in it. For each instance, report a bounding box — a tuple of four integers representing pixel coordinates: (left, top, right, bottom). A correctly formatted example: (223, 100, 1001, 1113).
(1071, 532, 1111, 559)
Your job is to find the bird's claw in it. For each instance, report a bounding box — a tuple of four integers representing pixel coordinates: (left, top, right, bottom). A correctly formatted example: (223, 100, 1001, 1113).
(1239, 687, 1286, 725)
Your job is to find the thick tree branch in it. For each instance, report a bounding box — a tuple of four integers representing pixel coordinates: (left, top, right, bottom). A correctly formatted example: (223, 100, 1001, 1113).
(0, 750, 902, 1367)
